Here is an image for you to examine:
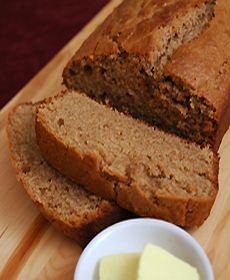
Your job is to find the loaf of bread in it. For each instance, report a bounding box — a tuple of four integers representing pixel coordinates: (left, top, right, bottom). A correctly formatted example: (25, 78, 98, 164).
(36, 90, 219, 227)
(63, 0, 230, 152)
(6, 102, 132, 247)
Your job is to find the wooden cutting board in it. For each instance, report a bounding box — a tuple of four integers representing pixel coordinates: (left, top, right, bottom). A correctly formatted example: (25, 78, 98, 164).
(0, 0, 230, 279)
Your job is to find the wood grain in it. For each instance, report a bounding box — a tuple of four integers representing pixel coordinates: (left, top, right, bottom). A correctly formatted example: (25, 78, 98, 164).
(0, 0, 229, 279)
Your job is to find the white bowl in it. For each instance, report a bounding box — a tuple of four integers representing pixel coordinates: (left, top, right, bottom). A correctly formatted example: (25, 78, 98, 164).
(74, 218, 214, 280)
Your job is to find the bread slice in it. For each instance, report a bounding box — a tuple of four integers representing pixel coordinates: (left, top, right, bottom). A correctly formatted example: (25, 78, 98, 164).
(36, 90, 219, 227)
(6, 102, 132, 247)
(62, 0, 230, 152)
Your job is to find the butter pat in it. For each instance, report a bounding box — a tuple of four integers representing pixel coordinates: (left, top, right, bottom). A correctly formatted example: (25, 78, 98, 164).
(99, 243, 200, 280)
(99, 253, 140, 280)
(137, 243, 200, 280)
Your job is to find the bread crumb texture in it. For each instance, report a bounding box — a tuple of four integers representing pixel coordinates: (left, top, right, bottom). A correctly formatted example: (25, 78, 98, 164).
(36, 91, 219, 226)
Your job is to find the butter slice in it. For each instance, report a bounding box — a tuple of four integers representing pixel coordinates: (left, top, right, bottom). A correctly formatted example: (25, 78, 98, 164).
(137, 243, 200, 280)
(99, 253, 141, 280)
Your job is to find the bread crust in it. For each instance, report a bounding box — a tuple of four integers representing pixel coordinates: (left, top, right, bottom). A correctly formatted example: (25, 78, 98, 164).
(66, 0, 213, 58)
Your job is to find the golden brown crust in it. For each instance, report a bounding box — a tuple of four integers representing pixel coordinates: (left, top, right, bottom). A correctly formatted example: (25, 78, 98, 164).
(72, 0, 213, 58)
(6, 102, 133, 248)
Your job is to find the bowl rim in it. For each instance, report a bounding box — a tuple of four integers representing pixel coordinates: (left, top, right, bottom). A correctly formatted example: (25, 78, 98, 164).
(74, 218, 214, 280)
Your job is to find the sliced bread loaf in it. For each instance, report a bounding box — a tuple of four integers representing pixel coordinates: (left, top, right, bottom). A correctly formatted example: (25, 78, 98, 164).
(6, 102, 132, 247)
(36, 90, 219, 227)
(63, 0, 230, 152)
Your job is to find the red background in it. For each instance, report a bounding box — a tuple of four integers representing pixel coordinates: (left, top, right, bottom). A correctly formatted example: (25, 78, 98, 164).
(0, 0, 110, 109)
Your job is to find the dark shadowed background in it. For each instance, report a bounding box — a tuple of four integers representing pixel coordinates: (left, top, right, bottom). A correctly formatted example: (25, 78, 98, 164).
(0, 0, 110, 110)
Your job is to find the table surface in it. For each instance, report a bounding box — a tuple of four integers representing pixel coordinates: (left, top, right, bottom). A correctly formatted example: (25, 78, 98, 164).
(1, 0, 230, 279)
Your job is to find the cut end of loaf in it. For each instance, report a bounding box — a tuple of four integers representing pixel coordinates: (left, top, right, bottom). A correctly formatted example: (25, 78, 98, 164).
(63, 0, 218, 148)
